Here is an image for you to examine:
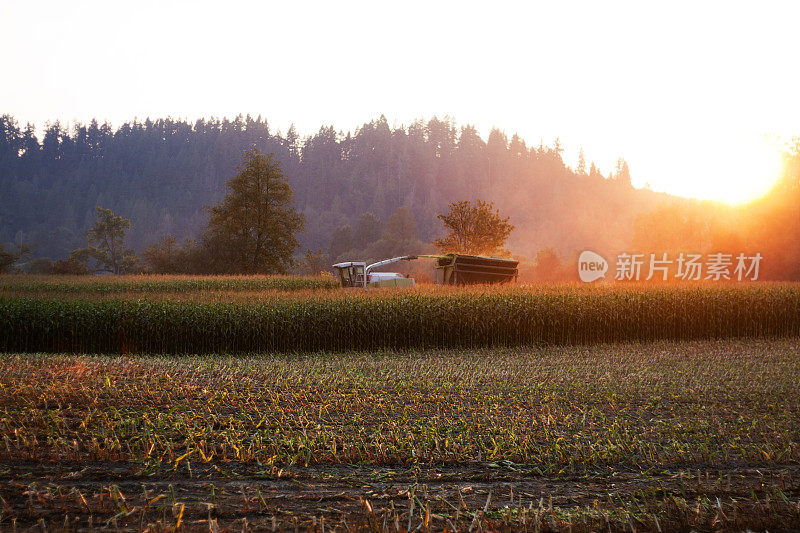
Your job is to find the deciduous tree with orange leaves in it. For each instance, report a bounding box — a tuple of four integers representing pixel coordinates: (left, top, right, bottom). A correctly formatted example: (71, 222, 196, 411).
(434, 200, 514, 256)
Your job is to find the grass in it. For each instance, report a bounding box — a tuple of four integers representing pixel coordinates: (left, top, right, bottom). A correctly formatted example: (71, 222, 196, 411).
(1, 338, 799, 530)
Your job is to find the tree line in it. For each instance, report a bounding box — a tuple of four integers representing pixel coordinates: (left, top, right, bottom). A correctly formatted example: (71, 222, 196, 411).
(0, 114, 659, 266)
(4, 148, 515, 276)
(2, 113, 797, 280)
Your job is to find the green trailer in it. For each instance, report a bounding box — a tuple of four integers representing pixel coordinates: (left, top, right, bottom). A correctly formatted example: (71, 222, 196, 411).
(433, 253, 518, 285)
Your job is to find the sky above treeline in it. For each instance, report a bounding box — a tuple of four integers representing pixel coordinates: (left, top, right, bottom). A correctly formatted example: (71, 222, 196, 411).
(2, 0, 798, 204)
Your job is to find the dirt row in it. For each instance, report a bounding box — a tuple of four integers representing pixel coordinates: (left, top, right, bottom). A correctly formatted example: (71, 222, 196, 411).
(3, 460, 799, 531)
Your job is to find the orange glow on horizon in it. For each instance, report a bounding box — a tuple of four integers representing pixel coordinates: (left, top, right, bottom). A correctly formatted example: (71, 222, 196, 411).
(634, 134, 786, 206)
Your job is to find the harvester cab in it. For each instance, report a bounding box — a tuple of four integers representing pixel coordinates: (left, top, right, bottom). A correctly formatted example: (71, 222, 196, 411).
(332, 256, 417, 288)
(331, 261, 367, 288)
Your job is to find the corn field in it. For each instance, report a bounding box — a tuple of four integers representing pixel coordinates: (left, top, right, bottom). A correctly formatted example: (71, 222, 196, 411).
(1, 283, 798, 353)
(0, 273, 338, 293)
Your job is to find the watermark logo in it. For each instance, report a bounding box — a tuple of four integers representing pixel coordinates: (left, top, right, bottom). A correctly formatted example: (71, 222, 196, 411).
(578, 251, 763, 282)
(578, 250, 608, 282)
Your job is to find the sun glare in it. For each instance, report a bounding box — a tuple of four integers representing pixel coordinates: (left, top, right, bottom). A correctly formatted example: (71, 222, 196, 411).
(723, 139, 784, 205)
(663, 136, 785, 206)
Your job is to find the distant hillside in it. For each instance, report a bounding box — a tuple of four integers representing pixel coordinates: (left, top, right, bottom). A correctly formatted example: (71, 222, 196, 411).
(0, 114, 678, 261)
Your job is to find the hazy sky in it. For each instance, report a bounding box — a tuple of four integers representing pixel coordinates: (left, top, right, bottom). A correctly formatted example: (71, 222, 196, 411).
(2, 0, 799, 203)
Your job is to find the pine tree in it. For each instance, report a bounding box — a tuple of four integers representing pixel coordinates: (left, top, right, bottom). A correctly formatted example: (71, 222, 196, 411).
(614, 158, 632, 186)
(577, 149, 587, 175)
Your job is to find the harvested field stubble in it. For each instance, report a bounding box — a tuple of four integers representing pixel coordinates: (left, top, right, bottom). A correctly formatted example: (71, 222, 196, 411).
(3, 339, 799, 468)
(0, 338, 798, 530)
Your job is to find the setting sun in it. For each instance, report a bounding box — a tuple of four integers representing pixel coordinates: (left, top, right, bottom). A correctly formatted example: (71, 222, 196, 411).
(651, 135, 786, 205)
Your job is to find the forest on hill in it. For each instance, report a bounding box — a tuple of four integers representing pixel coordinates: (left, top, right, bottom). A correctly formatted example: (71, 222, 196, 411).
(0, 114, 674, 265)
